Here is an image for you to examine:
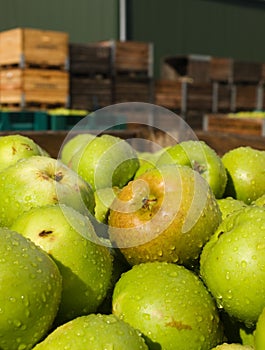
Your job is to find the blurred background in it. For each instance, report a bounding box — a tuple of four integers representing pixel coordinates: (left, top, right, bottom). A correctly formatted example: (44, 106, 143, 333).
(0, 0, 264, 135)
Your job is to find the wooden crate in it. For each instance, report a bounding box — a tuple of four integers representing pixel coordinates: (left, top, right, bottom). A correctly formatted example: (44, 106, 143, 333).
(70, 76, 112, 110)
(212, 82, 232, 112)
(184, 82, 213, 111)
(161, 54, 211, 83)
(203, 113, 265, 137)
(210, 56, 262, 83)
(155, 80, 183, 110)
(101, 40, 153, 76)
(210, 57, 234, 82)
(0, 68, 69, 108)
(113, 76, 153, 104)
(0, 28, 69, 69)
(69, 42, 112, 75)
(233, 60, 262, 83)
(231, 83, 259, 111)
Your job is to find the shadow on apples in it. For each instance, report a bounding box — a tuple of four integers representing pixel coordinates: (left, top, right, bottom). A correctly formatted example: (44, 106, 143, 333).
(51, 258, 100, 327)
(220, 310, 255, 345)
(223, 170, 236, 199)
(97, 248, 131, 315)
(143, 336, 162, 350)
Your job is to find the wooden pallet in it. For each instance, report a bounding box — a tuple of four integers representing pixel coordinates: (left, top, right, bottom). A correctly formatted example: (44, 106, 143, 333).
(203, 113, 265, 137)
(0, 68, 69, 108)
(0, 28, 69, 69)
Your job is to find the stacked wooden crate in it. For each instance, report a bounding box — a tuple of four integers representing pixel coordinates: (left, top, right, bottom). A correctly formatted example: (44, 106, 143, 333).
(69, 42, 112, 110)
(210, 57, 263, 112)
(105, 40, 154, 104)
(0, 28, 69, 110)
(156, 54, 213, 110)
(155, 54, 213, 129)
(69, 40, 154, 111)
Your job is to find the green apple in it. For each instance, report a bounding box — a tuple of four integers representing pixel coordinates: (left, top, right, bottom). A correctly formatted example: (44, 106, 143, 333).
(134, 149, 165, 178)
(211, 344, 253, 349)
(222, 146, 265, 204)
(0, 227, 62, 350)
(60, 133, 95, 166)
(0, 134, 44, 172)
(254, 306, 265, 350)
(11, 203, 113, 325)
(217, 197, 247, 220)
(32, 314, 148, 349)
(252, 193, 265, 207)
(112, 261, 224, 350)
(94, 186, 120, 224)
(109, 164, 221, 268)
(70, 134, 140, 191)
(0, 155, 95, 228)
(156, 140, 227, 198)
(200, 205, 265, 327)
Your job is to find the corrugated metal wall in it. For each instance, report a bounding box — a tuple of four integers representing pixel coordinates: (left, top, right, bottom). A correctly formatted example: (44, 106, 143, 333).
(127, 0, 265, 76)
(0, 0, 119, 42)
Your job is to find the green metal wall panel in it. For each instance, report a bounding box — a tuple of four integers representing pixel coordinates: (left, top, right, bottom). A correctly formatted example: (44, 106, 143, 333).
(128, 0, 265, 77)
(0, 0, 119, 42)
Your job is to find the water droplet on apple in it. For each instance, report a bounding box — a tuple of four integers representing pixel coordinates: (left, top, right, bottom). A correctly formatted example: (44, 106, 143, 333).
(17, 342, 27, 350)
(241, 260, 247, 268)
(196, 315, 203, 323)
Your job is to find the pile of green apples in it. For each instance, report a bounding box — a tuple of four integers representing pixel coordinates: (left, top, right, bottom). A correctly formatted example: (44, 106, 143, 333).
(0, 132, 265, 350)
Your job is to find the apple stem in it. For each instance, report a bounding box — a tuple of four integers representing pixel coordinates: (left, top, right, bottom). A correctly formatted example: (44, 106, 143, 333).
(142, 197, 157, 210)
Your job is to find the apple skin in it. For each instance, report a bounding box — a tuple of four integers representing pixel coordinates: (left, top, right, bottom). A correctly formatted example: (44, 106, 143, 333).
(134, 149, 165, 178)
(112, 261, 224, 350)
(217, 197, 247, 220)
(32, 314, 148, 350)
(70, 134, 140, 191)
(94, 186, 120, 224)
(0, 227, 62, 350)
(254, 306, 265, 350)
(222, 146, 265, 204)
(11, 204, 113, 325)
(156, 140, 227, 199)
(109, 164, 221, 268)
(252, 193, 265, 207)
(0, 155, 95, 228)
(200, 205, 265, 327)
(60, 133, 95, 166)
(0, 134, 44, 171)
